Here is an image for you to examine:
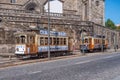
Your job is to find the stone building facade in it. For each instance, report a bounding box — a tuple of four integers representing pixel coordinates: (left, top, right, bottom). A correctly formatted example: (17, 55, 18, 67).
(0, 0, 104, 24)
(0, 0, 119, 53)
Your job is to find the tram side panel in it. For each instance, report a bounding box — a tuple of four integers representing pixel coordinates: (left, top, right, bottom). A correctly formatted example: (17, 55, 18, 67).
(80, 36, 108, 52)
(37, 36, 69, 53)
(15, 31, 69, 57)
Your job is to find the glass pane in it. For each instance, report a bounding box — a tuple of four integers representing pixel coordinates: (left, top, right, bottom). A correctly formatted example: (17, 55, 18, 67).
(84, 38, 88, 43)
(40, 37, 44, 45)
(50, 37, 52, 45)
(64, 38, 66, 45)
(60, 38, 62, 45)
(53, 38, 56, 45)
(57, 38, 59, 45)
(89, 38, 92, 44)
(30, 36, 35, 44)
(45, 37, 48, 45)
(16, 37, 20, 44)
(20, 36, 26, 44)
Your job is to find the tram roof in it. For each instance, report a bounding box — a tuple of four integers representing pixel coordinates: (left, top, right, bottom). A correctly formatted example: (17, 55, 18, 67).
(14, 32, 36, 36)
(84, 36, 106, 39)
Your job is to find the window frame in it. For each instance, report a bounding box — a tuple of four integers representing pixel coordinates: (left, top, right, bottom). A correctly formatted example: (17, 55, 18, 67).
(95, 0, 99, 6)
(10, 0, 16, 3)
(40, 37, 44, 46)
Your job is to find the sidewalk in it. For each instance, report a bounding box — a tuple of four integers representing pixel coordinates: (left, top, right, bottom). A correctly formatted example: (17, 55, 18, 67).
(73, 48, 120, 56)
(0, 48, 120, 60)
(107, 48, 120, 52)
(0, 53, 15, 57)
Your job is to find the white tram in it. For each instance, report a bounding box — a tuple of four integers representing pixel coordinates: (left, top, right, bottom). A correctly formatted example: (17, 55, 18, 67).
(15, 30, 69, 58)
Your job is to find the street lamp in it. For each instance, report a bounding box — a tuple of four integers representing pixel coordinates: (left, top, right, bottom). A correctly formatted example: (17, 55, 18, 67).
(48, 0, 50, 59)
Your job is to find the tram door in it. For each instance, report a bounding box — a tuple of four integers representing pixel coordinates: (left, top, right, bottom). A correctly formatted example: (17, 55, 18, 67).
(27, 35, 37, 54)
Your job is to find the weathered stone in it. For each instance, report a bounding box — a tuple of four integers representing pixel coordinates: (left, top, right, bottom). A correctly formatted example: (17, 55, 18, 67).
(0, 0, 119, 54)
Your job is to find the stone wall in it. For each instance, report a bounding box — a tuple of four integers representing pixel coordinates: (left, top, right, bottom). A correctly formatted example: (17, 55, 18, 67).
(0, 28, 15, 44)
(90, 0, 104, 25)
(0, 44, 15, 53)
(93, 24, 120, 49)
(0, 0, 116, 53)
(0, 0, 104, 25)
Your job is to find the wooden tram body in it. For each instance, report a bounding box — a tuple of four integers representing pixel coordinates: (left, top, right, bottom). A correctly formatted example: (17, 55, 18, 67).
(15, 30, 69, 58)
(15, 29, 108, 58)
(80, 36, 108, 52)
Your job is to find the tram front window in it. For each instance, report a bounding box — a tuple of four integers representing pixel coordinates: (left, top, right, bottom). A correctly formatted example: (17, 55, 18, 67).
(15, 36, 26, 44)
(84, 38, 88, 43)
(20, 36, 26, 44)
(16, 37, 20, 44)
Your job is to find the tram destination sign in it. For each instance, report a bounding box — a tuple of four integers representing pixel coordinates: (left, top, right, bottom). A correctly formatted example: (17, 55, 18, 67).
(40, 30, 67, 36)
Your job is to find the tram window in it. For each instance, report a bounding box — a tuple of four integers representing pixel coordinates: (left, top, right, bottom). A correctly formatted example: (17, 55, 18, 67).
(84, 38, 88, 43)
(97, 39, 98, 43)
(27, 36, 29, 44)
(53, 38, 56, 45)
(57, 38, 59, 45)
(40, 37, 44, 45)
(45, 37, 48, 45)
(64, 38, 66, 45)
(89, 38, 92, 44)
(60, 38, 63, 45)
(98, 39, 99, 43)
(95, 39, 97, 44)
(20, 36, 26, 44)
(30, 36, 35, 44)
(96, 39, 97, 44)
(50, 37, 52, 45)
(103, 40, 105, 44)
(98, 39, 100, 43)
(33, 37, 35, 43)
(95, 39, 97, 43)
(94, 39, 96, 44)
(16, 37, 20, 44)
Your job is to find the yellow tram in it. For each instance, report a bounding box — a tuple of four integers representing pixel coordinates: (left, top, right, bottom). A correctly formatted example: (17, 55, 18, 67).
(80, 36, 108, 52)
(15, 30, 69, 58)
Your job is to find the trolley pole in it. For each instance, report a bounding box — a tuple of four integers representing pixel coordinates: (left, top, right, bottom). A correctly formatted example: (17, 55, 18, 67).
(48, 0, 50, 59)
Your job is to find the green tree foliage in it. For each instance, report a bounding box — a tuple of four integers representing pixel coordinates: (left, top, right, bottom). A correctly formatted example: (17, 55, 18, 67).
(116, 26, 120, 30)
(105, 19, 116, 29)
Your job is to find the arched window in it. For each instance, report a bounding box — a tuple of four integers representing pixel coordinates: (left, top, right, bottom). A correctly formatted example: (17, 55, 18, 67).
(96, 1, 99, 6)
(84, 3, 88, 20)
(10, 0, 16, 3)
(25, 3, 37, 11)
(44, 0, 63, 13)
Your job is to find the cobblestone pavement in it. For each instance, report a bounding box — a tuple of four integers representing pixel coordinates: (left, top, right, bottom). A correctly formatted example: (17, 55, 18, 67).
(0, 52, 120, 80)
